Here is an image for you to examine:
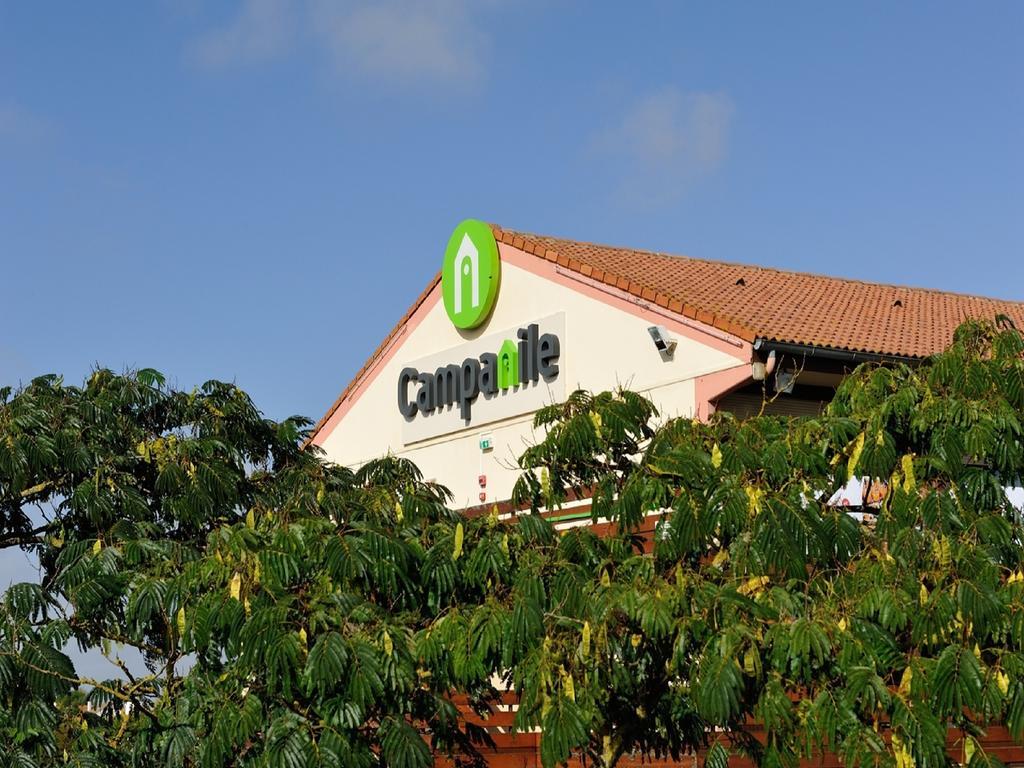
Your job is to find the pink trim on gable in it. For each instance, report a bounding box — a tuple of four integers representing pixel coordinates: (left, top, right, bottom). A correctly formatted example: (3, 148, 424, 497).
(499, 244, 752, 361)
(313, 243, 753, 448)
(694, 364, 753, 421)
(310, 286, 441, 447)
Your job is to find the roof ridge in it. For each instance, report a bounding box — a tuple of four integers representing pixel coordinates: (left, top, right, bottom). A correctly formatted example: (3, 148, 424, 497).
(501, 227, 1024, 306)
(490, 225, 760, 343)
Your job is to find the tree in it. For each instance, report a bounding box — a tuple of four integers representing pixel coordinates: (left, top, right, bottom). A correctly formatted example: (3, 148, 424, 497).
(0, 370, 505, 766)
(503, 320, 1024, 767)
(4, 319, 1024, 768)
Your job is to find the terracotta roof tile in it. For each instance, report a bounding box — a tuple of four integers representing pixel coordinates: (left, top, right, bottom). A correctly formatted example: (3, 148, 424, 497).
(497, 226, 1023, 359)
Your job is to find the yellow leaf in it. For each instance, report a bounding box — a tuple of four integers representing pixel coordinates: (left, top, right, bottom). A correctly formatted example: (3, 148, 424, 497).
(898, 666, 913, 695)
(176, 606, 186, 636)
(743, 646, 759, 675)
(932, 537, 951, 569)
(297, 627, 307, 651)
(394, 500, 403, 523)
(738, 575, 769, 596)
(252, 559, 261, 585)
(974, 643, 982, 661)
(711, 443, 723, 469)
(630, 633, 642, 649)
(316, 483, 325, 504)
(229, 572, 241, 601)
(965, 736, 978, 765)
(453, 523, 464, 560)
(901, 454, 916, 494)
(745, 486, 763, 515)
(711, 549, 730, 568)
(919, 583, 929, 605)
(581, 621, 591, 658)
(590, 412, 602, 433)
(601, 569, 611, 588)
(243, 598, 251, 618)
(382, 630, 393, 656)
(92, 539, 102, 555)
(541, 467, 552, 500)
(837, 617, 848, 632)
(997, 670, 1010, 695)
(246, 507, 255, 529)
(847, 432, 866, 481)
(892, 733, 913, 768)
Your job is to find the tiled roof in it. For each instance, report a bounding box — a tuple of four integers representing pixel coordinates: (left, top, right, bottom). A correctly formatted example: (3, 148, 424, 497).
(309, 225, 1024, 442)
(497, 227, 1024, 359)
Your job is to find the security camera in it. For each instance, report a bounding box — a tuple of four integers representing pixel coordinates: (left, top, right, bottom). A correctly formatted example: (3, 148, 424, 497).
(647, 325, 677, 355)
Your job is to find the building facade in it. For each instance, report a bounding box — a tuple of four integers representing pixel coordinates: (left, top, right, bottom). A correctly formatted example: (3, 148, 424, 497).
(310, 219, 1024, 510)
(308, 220, 1024, 766)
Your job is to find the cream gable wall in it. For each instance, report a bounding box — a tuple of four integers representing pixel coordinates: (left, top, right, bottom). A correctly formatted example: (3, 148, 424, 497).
(316, 244, 749, 508)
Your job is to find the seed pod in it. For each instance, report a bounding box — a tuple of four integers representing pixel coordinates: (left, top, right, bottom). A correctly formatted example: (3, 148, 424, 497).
(453, 523, 464, 560)
(847, 432, 865, 481)
(562, 671, 575, 702)
(901, 454, 915, 494)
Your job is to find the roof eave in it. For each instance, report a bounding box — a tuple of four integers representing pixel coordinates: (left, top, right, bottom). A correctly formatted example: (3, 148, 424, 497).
(753, 338, 923, 366)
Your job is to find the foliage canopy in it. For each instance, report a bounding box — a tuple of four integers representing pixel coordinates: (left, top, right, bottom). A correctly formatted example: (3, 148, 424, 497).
(1, 320, 1024, 768)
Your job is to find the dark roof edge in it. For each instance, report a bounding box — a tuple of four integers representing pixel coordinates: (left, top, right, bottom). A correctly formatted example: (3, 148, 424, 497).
(753, 338, 922, 366)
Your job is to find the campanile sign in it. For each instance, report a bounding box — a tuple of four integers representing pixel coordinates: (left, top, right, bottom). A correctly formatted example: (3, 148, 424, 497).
(441, 219, 501, 330)
(397, 220, 565, 444)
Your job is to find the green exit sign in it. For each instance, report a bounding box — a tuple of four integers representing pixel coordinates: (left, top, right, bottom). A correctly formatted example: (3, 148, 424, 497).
(479, 435, 493, 451)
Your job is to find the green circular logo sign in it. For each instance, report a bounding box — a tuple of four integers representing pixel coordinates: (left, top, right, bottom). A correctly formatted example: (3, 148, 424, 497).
(442, 219, 500, 330)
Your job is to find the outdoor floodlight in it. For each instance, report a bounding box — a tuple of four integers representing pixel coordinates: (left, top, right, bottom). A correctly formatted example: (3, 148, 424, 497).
(648, 325, 677, 355)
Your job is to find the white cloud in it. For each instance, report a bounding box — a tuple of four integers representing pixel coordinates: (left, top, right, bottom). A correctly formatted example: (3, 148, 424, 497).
(310, 0, 485, 84)
(185, 0, 489, 85)
(591, 87, 735, 204)
(187, 0, 296, 69)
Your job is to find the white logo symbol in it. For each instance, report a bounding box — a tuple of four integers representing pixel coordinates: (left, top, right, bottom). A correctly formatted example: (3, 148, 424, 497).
(452, 232, 480, 315)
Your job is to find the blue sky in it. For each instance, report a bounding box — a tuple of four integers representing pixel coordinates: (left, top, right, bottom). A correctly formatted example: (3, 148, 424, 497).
(1, 0, 1022, 428)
